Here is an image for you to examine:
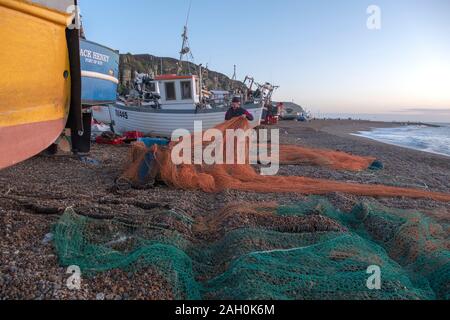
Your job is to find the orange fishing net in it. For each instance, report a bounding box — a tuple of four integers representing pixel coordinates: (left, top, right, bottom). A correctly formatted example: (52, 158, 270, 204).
(278, 145, 376, 171)
(122, 118, 450, 202)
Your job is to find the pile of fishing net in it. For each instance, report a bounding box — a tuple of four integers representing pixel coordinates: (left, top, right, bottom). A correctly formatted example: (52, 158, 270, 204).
(119, 117, 450, 202)
(53, 198, 450, 300)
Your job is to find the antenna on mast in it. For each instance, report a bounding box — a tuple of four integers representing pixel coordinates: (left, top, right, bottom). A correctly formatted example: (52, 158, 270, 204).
(178, 0, 194, 74)
(185, 0, 192, 27)
(232, 65, 237, 81)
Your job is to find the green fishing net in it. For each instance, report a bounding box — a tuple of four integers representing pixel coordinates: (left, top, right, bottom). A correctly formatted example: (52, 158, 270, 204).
(53, 198, 449, 300)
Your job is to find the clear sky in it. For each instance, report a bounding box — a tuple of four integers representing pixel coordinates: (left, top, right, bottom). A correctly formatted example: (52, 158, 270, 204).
(78, 0, 450, 121)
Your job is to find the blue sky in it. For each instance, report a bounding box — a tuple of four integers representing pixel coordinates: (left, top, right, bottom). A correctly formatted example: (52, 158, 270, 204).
(78, 0, 450, 121)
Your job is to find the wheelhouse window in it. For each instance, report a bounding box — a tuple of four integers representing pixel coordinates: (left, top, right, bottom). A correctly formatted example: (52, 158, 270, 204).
(181, 81, 192, 100)
(165, 82, 176, 100)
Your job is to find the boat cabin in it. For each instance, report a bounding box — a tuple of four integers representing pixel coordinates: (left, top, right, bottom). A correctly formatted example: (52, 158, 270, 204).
(152, 74, 201, 110)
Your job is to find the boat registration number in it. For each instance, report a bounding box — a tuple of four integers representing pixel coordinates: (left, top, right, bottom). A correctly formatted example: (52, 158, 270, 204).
(115, 110, 129, 120)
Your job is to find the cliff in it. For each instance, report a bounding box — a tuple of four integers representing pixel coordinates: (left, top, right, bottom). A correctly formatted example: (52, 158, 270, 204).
(119, 53, 245, 92)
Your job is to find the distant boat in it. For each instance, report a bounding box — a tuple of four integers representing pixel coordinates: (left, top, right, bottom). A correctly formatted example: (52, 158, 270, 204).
(0, 0, 77, 169)
(80, 39, 119, 106)
(93, 74, 264, 137)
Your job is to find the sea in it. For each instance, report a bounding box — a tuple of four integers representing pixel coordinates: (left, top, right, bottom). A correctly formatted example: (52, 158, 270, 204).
(353, 123, 450, 157)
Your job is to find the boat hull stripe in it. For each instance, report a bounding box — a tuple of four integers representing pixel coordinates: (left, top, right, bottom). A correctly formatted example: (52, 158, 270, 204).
(114, 103, 262, 114)
(0, 118, 65, 170)
(81, 71, 119, 84)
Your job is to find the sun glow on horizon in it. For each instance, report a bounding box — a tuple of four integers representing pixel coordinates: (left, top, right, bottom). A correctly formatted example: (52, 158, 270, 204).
(403, 58, 450, 106)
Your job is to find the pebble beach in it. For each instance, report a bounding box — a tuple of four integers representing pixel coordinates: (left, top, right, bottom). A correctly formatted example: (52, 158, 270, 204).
(1, 119, 449, 300)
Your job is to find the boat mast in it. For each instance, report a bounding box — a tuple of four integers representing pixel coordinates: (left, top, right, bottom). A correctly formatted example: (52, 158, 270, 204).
(198, 64, 203, 103)
(178, 0, 194, 74)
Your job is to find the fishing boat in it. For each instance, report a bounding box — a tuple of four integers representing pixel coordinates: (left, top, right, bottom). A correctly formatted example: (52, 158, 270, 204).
(0, 0, 80, 169)
(93, 74, 265, 137)
(92, 9, 268, 138)
(80, 39, 119, 106)
(91, 0, 279, 138)
(0, 0, 121, 168)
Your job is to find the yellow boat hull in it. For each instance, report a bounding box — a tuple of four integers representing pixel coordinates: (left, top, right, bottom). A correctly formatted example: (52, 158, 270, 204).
(0, 0, 73, 169)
